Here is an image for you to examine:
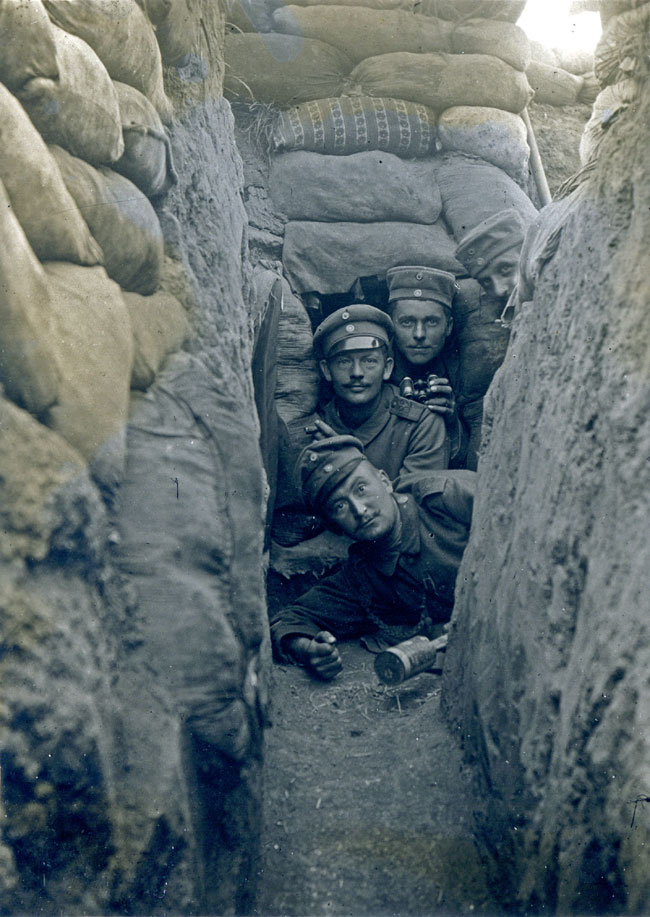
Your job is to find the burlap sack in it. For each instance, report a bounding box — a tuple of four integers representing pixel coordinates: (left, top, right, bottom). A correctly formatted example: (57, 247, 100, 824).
(17, 25, 124, 166)
(272, 6, 452, 62)
(223, 33, 351, 104)
(579, 79, 638, 165)
(272, 0, 414, 8)
(283, 220, 463, 294)
(350, 52, 533, 114)
(526, 60, 584, 106)
(43, 0, 172, 121)
(51, 145, 164, 295)
(42, 262, 133, 488)
(0, 178, 60, 414)
(0, 0, 58, 90)
(594, 5, 650, 87)
(226, 0, 276, 32)
(0, 83, 102, 265)
(416, 0, 526, 20)
(437, 107, 529, 184)
(554, 46, 594, 75)
(139, 0, 194, 65)
(270, 151, 442, 222)
(123, 290, 189, 390)
(448, 18, 530, 71)
(113, 81, 178, 198)
(433, 154, 537, 241)
(272, 95, 438, 157)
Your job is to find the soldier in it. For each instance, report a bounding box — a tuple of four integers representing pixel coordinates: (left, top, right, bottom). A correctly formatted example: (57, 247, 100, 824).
(270, 435, 475, 680)
(311, 303, 449, 484)
(385, 265, 464, 462)
(455, 209, 527, 310)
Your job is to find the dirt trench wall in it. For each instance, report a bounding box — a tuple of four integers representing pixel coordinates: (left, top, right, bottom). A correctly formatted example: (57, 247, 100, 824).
(443, 71, 650, 914)
(0, 2, 268, 914)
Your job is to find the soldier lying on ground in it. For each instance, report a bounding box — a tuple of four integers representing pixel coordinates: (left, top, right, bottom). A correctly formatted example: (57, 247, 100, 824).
(270, 434, 475, 680)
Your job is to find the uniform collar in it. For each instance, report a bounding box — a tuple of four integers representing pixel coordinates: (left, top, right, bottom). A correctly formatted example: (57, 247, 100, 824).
(324, 383, 394, 445)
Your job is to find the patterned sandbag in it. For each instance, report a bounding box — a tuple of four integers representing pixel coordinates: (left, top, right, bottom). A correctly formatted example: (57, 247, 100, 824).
(43, 0, 171, 122)
(272, 96, 438, 157)
(415, 0, 526, 20)
(269, 150, 442, 223)
(51, 145, 164, 295)
(437, 107, 529, 185)
(350, 52, 534, 114)
(17, 25, 124, 166)
(282, 219, 464, 294)
(113, 81, 178, 198)
(0, 83, 102, 266)
(0, 0, 58, 90)
(433, 154, 537, 241)
(224, 33, 351, 105)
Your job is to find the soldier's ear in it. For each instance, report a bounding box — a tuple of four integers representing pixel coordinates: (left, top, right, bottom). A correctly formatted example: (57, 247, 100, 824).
(320, 359, 332, 381)
(382, 354, 394, 380)
(377, 469, 394, 493)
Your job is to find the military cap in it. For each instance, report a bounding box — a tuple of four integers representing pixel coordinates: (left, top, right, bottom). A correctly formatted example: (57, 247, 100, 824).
(386, 265, 457, 308)
(298, 434, 366, 511)
(455, 210, 527, 278)
(313, 303, 393, 360)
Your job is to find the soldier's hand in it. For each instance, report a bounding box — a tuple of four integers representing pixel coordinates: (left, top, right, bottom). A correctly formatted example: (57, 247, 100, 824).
(287, 631, 342, 680)
(424, 377, 455, 415)
(304, 418, 338, 441)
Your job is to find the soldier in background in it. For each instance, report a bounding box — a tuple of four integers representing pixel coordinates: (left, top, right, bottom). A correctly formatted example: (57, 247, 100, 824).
(455, 209, 527, 316)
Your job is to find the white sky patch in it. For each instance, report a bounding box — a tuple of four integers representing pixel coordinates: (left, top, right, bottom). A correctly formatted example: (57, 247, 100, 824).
(518, 0, 602, 53)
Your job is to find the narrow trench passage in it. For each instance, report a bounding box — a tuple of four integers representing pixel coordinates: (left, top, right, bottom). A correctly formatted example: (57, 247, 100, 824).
(256, 574, 498, 917)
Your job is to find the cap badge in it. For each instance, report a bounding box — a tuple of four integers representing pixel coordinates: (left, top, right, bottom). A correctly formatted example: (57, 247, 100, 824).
(415, 272, 423, 281)
(324, 464, 333, 473)
(346, 323, 355, 332)
(309, 452, 318, 462)
(414, 289, 422, 297)
(341, 310, 350, 320)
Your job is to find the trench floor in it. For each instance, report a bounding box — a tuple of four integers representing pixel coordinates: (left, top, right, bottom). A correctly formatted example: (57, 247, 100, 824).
(256, 584, 501, 917)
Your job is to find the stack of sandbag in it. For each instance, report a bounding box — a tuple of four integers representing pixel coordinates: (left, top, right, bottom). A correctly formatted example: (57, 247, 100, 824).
(526, 37, 599, 107)
(0, 0, 187, 489)
(580, 1, 648, 164)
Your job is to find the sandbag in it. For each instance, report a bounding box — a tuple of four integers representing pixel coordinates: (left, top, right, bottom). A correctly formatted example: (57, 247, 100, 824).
(123, 290, 189, 390)
(43, 0, 171, 121)
(529, 40, 558, 66)
(437, 107, 529, 184)
(138, 0, 194, 65)
(0, 0, 58, 90)
(226, 0, 276, 32)
(449, 19, 530, 71)
(0, 179, 60, 415)
(579, 79, 638, 165)
(269, 151, 442, 223)
(599, 0, 650, 25)
(283, 220, 464, 294)
(43, 262, 133, 487)
(350, 52, 533, 114)
(272, 95, 438, 157)
(272, 0, 414, 7)
(113, 81, 178, 198)
(453, 279, 509, 402)
(224, 33, 351, 104)
(433, 154, 537, 242)
(594, 5, 650, 87)
(272, 6, 452, 62)
(275, 277, 319, 424)
(0, 83, 102, 266)
(17, 25, 124, 165)
(415, 0, 526, 21)
(554, 46, 593, 75)
(525, 60, 584, 105)
(51, 145, 164, 295)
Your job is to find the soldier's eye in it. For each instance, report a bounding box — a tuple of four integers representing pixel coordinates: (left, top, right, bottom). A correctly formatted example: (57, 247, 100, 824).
(399, 318, 415, 327)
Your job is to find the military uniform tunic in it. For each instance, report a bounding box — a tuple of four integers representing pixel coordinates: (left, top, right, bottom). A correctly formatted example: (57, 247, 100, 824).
(271, 470, 475, 656)
(319, 382, 449, 485)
